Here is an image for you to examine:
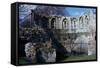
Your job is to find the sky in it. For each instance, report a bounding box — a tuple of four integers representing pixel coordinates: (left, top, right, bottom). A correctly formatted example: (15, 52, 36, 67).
(19, 4, 96, 21)
(64, 7, 96, 16)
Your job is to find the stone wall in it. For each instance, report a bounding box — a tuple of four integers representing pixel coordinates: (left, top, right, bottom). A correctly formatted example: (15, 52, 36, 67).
(47, 11, 96, 55)
(24, 42, 37, 63)
(24, 11, 96, 64)
(24, 41, 56, 63)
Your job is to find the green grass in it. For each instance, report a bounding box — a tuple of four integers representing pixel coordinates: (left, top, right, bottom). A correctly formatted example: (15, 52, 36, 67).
(62, 55, 96, 62)
(19, 57, 33, 65)
(19, 55, 96, 64)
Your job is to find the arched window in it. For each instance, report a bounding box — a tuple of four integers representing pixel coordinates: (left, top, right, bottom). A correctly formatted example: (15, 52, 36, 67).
(79, 17, 83, 29)
(62, 18, 69, 29)
(51, 18, 56, 29)
(71, 18, 77, 31)
(73, 18, 77, 28)
(85, 16, 89, 24)
(71, 18, 73, 29)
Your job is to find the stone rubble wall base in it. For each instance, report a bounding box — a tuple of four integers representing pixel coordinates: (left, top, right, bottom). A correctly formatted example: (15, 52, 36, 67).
(25, 42, 56, 63)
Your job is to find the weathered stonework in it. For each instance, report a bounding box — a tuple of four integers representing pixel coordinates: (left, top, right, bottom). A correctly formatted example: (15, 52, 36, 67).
(24, 41, 56, 63)
(47, 11, 96, 55)
(24, 10, 96, 63)
(24, 42, 36, 63)
(37, 47, 56, 63)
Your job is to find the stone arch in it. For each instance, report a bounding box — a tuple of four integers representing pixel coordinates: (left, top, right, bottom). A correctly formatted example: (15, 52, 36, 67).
(62, 18, 69, 29)
(73, 18, 77, 26)
(79, 16, 83, 29)
(85, 15, 89, 24)
(51, 18, 56, 29)
(71, 18, 77, 31)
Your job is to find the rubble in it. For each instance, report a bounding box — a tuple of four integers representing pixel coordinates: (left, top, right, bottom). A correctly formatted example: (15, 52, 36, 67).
(24, 40, 56, 63)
